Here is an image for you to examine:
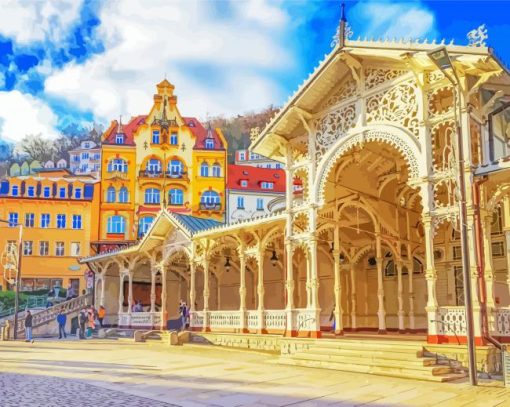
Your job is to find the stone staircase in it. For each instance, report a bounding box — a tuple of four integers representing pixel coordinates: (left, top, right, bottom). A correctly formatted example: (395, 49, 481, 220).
(278, 338, 467, 382)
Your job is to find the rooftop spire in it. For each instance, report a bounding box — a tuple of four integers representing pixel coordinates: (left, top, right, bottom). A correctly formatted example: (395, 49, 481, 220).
(340, 1, 346, 22)
(338, 2, 347, 47)
(117, 115, 124, 134)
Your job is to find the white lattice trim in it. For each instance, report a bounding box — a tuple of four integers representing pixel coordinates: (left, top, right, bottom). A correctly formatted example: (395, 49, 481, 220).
(314, 125, 422, 205)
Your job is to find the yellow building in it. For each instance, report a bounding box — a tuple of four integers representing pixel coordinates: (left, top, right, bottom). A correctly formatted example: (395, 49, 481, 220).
(96, 80, 227, 251)
(0, 169, 100, 293)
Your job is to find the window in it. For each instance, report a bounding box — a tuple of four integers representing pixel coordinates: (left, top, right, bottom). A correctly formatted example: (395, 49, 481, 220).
(94, 153, 100, 160)
(106, 186, 116, 202)
(41, 214, 50, 228)
(239, 152, 245, 161)
(59, 187, 66, 198)
(492, 241, 505, 257)
(27, 186, 35, 197)
(205, 139, 214, 149)
(118, 187, 128, 203)
(11, 185, 19, 196)
(71, 242, 81, 257)
(107, 159, 127, 172)
(275, 163, 281, 169)
(169, 188, 184, 205)
(152, 130, 160, 144)
(25, 213, 35, 227)
(84, 142, 90, 148)
(107, 215, 125, 234)
(237, 196, 244, 209)
(55, 242, 65, 256)
(240, 180, 248, 188)
(169, 160, 183, 175)
(56, 214, 66, 229)
(7, 240, 16, 252)
(8, 212, 18, 227)
(200, 162, 209, 177)
(170, 132, 178, 145)
(266, 164, 271, 168)
(147, 159, 161, 174)
(72, 215, 82, 229)
(115, 134, 124, 144)
(39, 241, 49, 256)
(73, 155, 80, 162)
(82, 152, 89, 160)
(200, 190, 220, 205)
(138, 216, 155, 237)
(257, 198, 264, 210)
(75, 188, 82, 199)
(212, 164, 221, 177)
(144, 188, 160, 204)
(43, 186, 51, 198)
(261, 182, 274, 190)
(491, 207, 503, 235)
(453, 246, 462, 260)
(23, 241, 33, 256)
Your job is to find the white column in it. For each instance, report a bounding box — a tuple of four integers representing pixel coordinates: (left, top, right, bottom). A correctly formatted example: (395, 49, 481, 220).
(150, 269, 156, 313)
(257, 249, 265, 332)
(423, 217, 438, 338)
(127, 271, 134, 314)
(239, 254, 247, 332)
(333, 228, 342, 335)
(190, 262, 196, 312)
(100, 272, 106, 307)
(482, 215, 496, 309)
(160, 266, 167, 330)
(308, 237, 320, 309)
(203, 259, 210, 332)
(216, 274, 221, 310)
(118, 272, 125, 313)
(407, 257, 416, 331)
(349, 264, 357, 330)
(396, 261, 405, 332)
(285, 242, 296, 335)
(375, 234, 386, 333)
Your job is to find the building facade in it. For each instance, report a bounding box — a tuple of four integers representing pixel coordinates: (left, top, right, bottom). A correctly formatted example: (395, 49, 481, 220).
(0, 169, 100, 293)
(226, 164, 286, 223)
(235, 149, 284, 169)
(96, 80, 227, 253)
(69, 140, 101, 177)
(83, 36, 510, 347)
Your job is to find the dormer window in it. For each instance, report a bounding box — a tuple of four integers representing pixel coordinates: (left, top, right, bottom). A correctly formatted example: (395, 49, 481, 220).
(188, 120, 195, 127)
(116, 134, 125, 144)
(152, 130, 160, 144)
(84, 142, 90, 148)
(170, 132, 178, 145)
(261, 182, 274, 190)
(240, 180, 248, 188)
(27, 186, 35, 197)
(205, 139, 214, 149)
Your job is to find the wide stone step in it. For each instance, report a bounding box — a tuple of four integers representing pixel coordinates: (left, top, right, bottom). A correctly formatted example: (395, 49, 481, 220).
(278, 357, 466, 383)
(310, 340, 425, 351)
(306, 344, 424, 358)
(285, 352, 442, 370)
(299, 348, 434, 365)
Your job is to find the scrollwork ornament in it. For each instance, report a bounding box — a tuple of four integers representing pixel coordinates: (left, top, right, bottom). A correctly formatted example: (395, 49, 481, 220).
(467, 24, 488, 47)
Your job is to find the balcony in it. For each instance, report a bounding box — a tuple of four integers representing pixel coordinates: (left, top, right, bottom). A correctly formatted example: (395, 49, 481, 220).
(138, 170, 189, 181)
(106, 170, 128, 180)
(200, 203, 222, 211)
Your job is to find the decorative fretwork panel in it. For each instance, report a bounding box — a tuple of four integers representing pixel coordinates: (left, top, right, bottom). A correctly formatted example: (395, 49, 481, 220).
(427, 86, 454, 120)
(322, 79, 358, 109)
(314, 103, 357, 161)
(437, 306, 467, 335)
(364, 68, 408, 90)
(495, 308, 510, 337)
(366, 81, 419, 137)
(426, 70, 446, 85)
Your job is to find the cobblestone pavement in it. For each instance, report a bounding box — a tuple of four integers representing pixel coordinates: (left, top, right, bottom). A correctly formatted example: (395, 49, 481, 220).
(0, 339, 509, 406)
(0, 372, 177, 407)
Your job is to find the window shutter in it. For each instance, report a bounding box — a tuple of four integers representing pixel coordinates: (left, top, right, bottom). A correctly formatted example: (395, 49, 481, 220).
(0, 180, 9, 195)
(84, 184, 94, 199)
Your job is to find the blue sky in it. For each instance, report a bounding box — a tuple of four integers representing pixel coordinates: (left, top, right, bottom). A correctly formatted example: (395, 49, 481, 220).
(0, 0, 508, 145)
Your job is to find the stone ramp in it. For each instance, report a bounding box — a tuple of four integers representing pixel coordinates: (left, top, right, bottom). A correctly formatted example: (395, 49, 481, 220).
(279, 338, 467, 382)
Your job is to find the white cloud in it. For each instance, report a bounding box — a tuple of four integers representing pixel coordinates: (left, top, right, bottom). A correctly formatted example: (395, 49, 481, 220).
(0, 91, 59, 142)
(44, 0, 293, 121)
(353, 1, 437, 41)
(0, 0, 83, 44)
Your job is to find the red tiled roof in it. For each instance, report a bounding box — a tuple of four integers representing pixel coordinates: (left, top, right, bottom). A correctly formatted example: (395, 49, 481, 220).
(183, 117, 225, 150)
(227, 164, 286, 193)
(103, 115, 146, 146)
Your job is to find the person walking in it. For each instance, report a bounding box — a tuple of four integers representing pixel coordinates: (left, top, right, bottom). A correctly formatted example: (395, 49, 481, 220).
(98, 305, 106, 328)
(179, 300, 187, 330)
(24, 310, 34, 343)
(57, 310, 67, 339)
(78, 309, 87, 339)
(65, 283, 74, 301)
(86, 310, 95, 338)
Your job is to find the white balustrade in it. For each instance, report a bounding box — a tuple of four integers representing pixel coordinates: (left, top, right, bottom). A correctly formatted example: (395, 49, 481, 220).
(264, 310, 287, 330)
(209, 311, 241, 329)
(494, 307, 510, 337)
(247, 310, 259, 329)
(118, 312, 162, 327)
(190, 311, 204, 328)
(437, 307, 467, 336)
(293, 308, 317, 332)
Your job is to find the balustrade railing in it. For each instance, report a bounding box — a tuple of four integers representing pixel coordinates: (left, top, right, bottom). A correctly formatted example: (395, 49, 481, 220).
(494, 307, 510, 337)
(247, 310, 259, 330)
(209, 311, 241, 329)
(264, 310, 287, 330)
(437, 306, 467, 336)
(190, 311, 204, 328)
(118, 312, 162, 327)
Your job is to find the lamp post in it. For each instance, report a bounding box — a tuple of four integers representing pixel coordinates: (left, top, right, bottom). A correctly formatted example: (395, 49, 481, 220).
(427, 47, 477, 386)
(0, 219, 23, 340)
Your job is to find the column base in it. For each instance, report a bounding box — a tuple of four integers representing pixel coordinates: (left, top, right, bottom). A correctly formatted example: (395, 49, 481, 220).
(427, 334, 485, 345)
(398, 329, 406, 334)
(378, 329, 387, 334)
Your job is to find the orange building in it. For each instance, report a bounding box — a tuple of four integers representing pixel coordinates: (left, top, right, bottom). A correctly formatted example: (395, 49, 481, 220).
(0, 169, 100, 293)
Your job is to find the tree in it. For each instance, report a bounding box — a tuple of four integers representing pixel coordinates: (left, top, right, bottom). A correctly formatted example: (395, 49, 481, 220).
(16, 134, 55, 162)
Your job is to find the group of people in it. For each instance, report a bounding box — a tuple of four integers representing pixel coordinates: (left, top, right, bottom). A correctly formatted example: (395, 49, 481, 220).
(56, 305, 106, 340)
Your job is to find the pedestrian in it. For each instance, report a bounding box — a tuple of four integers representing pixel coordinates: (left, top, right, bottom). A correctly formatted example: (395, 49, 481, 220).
(24, 310, 34, 343)
(78, 309, 87, 339)
(179, 300, 186, 330)
(57, 310, 67, 339)
(87, 310, 95, 338)
(329, 307, 336, 333)
(65, 283, 74, 301)
(98, 305, 106, 328)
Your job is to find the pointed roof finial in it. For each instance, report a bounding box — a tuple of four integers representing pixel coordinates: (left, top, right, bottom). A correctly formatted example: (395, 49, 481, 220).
(117, 115, 124, 134)
(341, 1, 347, 22)
(338, 2, 348, 48)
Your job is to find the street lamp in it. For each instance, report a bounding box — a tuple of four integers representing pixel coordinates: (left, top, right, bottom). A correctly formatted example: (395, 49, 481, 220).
(427, 46, 477, 386)
(0, 219, 23, 340)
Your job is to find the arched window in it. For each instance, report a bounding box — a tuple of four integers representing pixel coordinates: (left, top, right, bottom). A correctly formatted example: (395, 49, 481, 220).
(169, 188, 184, 205)
(107, 158, 127, 172)
(147, 158, 162, 174)
(106, 187, 116, 202)
(107, 215, 125, 234)
(200, 190, 220, 208)
(118, 187, 129, 203)
(205, 139, 214, 149)
(144, 188, 160, 204)
(212, 163, 221, 177)
(138, 216, 155, 237)
(200, 162, 209, 177)
(168, 160, 183, 176)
